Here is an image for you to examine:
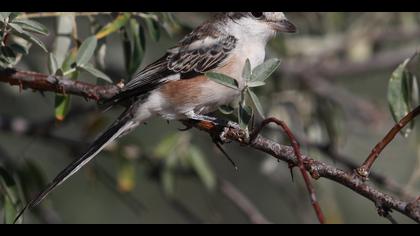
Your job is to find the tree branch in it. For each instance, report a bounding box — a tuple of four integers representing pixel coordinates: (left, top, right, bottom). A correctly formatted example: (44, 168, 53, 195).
(1, 68, 419, 223)
(188, 120, 420, 223)
(0, 69, 120, 101)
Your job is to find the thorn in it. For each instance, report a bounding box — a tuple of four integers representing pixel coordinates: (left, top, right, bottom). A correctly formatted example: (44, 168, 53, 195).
(288, 163, 295, 182)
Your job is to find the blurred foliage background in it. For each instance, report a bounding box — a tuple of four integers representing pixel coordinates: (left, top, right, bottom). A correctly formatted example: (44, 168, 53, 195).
(1, 12, 420, 224)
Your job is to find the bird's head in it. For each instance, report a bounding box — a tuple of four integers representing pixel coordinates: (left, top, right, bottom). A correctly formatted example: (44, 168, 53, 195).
(219, 12, 296, 42)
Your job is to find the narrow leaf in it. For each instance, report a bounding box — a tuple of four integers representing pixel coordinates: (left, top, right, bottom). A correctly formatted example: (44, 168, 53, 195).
(251, 58, 281, 82)
(13, 19, 49, 36)
(8, 22, 24, 33)
(53, 14, 74, 66)
(78, 64, 112, 83)
(96, 13, 131, 40)
(55, 48, 78, 122)
(162, 169, 175, 197)
(48, 53, 58, 75)
(206, 72, 239, 90)
(189, 146, 216, 191)
(127, 19, 145, 76)
(0, 166, 23, 224)
(247, 81, 266, 88)
(238, 103, 253, 130)
(142, 16, 160, 42)
(0, 46, 16, 64)
(76, 36, 97, 66)
(154, 133, 179, 158)
(117, 157, 136, 193)
(54, 95, 71, 122)
(242, 59, 251, 81)
(247, 89, 265, 118)
(388, 59, 413, 137)
(9, 43, 28, 55)
(15, 31, 48, 52)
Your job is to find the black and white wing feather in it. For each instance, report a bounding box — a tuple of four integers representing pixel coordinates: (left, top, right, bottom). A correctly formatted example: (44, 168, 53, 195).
(101, 28, 237, 108)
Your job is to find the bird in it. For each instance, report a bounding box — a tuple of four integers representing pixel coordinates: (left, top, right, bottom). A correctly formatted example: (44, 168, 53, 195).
(16, 12, 296, 220)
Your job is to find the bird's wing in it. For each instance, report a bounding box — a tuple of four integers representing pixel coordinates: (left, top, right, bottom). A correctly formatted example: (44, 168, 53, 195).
(101, 32, 237, 108)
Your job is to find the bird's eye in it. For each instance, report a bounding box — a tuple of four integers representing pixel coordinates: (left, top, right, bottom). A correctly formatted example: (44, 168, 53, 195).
(250, 12, 264, 18)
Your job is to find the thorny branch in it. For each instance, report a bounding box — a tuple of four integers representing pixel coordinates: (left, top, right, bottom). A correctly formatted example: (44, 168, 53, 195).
(1, 68, 420, 223)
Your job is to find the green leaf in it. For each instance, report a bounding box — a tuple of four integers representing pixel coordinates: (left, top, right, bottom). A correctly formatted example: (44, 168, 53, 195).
(48, 53, 59, 75)
(18, 160, 47, 195)
(9, 43, 28, 55)
(54, 95, 71, 122)
(53, 14, 74, 66)
(247, 89, 265, 118)
(78, 64, 112, 83)
(162, 168, 175, 197)
(0, 166, 23, 224)
(96, 13, 131, 40)
(14, 31, 48, 52)
(55, 48, 78, 122)
(76, 36, 97, 66)
(61, 47, 78, 73)
(154, 133, 178, 158)
(12, 19, 49, 36)
(219, 105, 235, 115)
(206, 72, 239, 90)
(388, 59, 413, 137)
(0, 46, 16, 64)
(125, 19, 145, 76)
(142, 16, 160, 42)
(242, 59, 251, 81)
(247, 81, 266, 88)
(188, 146, 216, 192)
(8, 12, 20, 21)
(117, 157, 136, 193)
(8, 22, 24, 33)
(251, 58, 281, 82)
(95, 42, 107, 73)
(238, 103, 253, 130)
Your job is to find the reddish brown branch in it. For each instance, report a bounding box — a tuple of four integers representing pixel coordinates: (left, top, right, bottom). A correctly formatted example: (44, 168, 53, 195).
(357, 105, 420, 179)
(250, 118, 325, 224)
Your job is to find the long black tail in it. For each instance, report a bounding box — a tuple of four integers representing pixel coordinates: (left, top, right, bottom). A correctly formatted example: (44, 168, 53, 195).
(14, 111, 136, 223)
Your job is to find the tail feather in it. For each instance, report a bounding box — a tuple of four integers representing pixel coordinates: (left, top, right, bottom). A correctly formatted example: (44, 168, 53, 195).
(14, 112, 136, 223)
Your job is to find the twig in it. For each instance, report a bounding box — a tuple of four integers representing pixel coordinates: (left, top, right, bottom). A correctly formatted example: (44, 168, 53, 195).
(219, 179, 272, 224)
(0, 69, 120, 101)
(357, 105, 420, 179)
(250, 117, 325, 224)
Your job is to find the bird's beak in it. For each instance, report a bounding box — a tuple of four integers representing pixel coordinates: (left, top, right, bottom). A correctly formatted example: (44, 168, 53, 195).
(270, 19, 297, 33)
